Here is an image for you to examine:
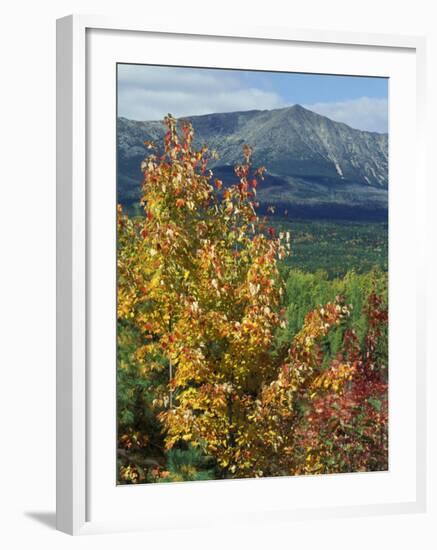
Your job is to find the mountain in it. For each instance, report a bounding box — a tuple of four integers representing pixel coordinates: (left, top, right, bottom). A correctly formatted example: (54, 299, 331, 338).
(117, 105, 388, 220)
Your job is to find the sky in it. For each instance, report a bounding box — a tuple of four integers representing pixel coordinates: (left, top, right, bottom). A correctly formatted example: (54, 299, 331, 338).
(117, 64, 388, 133)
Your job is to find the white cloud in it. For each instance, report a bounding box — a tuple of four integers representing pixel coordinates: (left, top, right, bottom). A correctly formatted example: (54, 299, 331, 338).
(118, 65, 285, 121)
(303, 97, 388, 133)
(118, 66, 388, 133)
(118, 65, 240, 93)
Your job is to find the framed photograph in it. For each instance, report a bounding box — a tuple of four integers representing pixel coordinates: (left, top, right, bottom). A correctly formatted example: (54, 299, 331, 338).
(56, 15, 427, 535)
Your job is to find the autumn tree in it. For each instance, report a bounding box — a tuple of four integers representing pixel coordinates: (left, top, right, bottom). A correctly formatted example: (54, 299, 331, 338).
(118, 115, 290, 477)
(242, 291, 388, 476)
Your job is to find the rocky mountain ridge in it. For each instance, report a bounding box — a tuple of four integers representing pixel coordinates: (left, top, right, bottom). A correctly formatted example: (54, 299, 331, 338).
(117, 104, 388, 219)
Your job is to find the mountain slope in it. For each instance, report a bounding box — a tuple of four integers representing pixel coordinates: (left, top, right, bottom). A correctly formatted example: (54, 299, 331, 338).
(117, 105, 388, 219)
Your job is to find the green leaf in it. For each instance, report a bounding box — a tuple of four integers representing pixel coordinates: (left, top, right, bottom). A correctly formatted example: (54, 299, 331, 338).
(368, 397, 382, 412)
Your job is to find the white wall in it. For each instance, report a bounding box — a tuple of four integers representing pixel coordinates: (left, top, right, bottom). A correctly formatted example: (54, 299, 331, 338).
(0, 0, 435, 547)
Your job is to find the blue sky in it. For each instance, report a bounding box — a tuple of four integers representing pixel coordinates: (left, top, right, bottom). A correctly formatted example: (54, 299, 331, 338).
(118, 64, 388, 133)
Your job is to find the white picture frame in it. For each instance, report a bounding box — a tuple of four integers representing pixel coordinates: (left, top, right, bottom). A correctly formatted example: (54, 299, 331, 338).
(56, 14, 427, 535)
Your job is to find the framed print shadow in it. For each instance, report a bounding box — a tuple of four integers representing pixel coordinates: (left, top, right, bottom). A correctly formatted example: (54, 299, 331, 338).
(56, 15, 427, 535)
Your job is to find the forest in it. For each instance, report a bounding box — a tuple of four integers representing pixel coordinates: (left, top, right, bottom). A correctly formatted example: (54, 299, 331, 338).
(117, 116, 388, 484)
